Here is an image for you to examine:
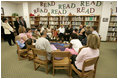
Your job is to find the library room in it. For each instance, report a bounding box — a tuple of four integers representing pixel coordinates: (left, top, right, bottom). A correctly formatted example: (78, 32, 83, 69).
(1, 0, 117, 78)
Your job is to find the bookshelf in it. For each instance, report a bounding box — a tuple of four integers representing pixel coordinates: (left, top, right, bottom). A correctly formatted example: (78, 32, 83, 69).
(107, 15, 117, 42)
(30, 15, 100, 32)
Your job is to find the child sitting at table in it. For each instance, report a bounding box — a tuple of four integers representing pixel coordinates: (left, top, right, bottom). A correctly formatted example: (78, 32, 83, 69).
(52, 28, 58, 40)
(15, 35, 26, 49)
(65, 33, 83, 55)
(16, 35, 33, 49)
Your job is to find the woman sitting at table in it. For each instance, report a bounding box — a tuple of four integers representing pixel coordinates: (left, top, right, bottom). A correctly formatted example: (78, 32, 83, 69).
(71, 34, 100, 71)
(65, 33, 83, 55)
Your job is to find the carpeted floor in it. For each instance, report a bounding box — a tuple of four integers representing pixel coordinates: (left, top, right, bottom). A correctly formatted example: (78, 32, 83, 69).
(1, 41, 117, 78)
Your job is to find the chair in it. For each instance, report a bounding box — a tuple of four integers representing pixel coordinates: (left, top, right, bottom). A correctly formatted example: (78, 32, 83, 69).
(26, 44, 35, 61)
(70, 57, 99, 78)
(32, 48, 49, 74)
(52, 51, 71, 76)
(16, 42, 28, 60)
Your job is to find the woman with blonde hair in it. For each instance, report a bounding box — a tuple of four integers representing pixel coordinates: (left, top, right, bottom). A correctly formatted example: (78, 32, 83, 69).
(18, 26, 28, 43)
(71, 34, 100, 71)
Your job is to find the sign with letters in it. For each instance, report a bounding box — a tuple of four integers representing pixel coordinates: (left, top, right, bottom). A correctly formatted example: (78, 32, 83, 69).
(31, 1, 103, 16)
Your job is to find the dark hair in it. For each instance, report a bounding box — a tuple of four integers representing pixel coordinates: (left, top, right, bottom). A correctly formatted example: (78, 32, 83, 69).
(83, 25, 86, 28)
(71, 33, 78, 39)
(2, 18, 7, 22)
(40, 30, 46, 36)
(74, 29, 78, 32)
(40, 24, 43, 27)
(92, 26, 97, 30)
(85, 29, 92, 36)
(26, 28, 31, 32)
(25, 38, 32, 45)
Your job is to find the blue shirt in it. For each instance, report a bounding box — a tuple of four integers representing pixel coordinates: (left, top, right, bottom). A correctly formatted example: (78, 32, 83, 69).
(16, 41, 25, 48)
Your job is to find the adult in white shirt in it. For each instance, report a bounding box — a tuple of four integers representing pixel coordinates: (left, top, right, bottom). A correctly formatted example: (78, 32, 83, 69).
(2, 18, 15, 46)
(35, 30, 55, 60)
(71, 34, 100, 72)
(65, 33, 83, 55)
(40, 24, 45, 33)
(58, 25, 65, 41)
(90, 26, 99, 37)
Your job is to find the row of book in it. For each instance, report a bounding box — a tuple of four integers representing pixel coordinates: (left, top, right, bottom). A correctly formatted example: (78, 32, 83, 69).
(107, 32, 117, 36)
(85, 17, 97, 21)
(107, 37, 117, 41)
(84, 22, 94, 26)
(110, 17, 117, 21)
(49, 22, 58, 25)
(109, 22, 117, 26)
(39, 21, 48, 25)
(72, 22, 81, 25)
(40, 17, 48, 21)
(72, 17, 84, 21)
(49, 17, 58, 21)
(60, 17, 69, 21)
(60, 21, 71, 25)
(108, 27, 117, 31)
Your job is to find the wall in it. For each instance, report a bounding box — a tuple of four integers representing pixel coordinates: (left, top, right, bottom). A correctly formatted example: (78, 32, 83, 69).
(111, 1, 117, 15)
(99, 1, 111, 41)
(16, 4, 23, 16)
(1, 1, 18, 16)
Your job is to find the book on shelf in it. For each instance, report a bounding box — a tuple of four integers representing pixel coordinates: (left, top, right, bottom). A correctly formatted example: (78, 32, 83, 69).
(39, 21, 48, 25)
(72, 22, 81, 25)
(49, 21, 58, 25)
(109, 22, 117, 26)
(72, 16, 84, 21)
(85, 22, 94, 26)
(111, 17, 117, 21)
(49, 17, 58, 21)
(40, 17, 48, 21)
(31, 21, 35, 25)
(107, 36, 117, 41)
(85, 16, 97, 21)
(60, 17, 69, 21)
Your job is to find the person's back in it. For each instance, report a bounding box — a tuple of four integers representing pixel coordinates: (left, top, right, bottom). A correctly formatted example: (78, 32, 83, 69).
(91, 26, 99, 37)
(35, 31, 52, 60)
(74, 34, 100, 71)
(70, 39, 83, 53)
(75, 47, 99, 71)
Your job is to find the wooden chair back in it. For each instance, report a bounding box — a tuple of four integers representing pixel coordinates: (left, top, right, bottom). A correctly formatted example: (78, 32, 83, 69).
(52, 51, 71, 58)
(15, 35, 21, 50)
(32, 48, 48, 60)
(81, 57, 99, 77)
(26, 44, 35, 50)
(16, 42, 20, 50)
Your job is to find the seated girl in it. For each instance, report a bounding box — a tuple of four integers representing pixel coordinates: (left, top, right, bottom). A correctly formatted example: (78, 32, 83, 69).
(26, 28, 36, 42)
(16, 35, 33, 49)
(18, 26, 28, 43)
(65, 33, 83, 55)
(16, 35, 26, 49)
(71, 34, 100, 71)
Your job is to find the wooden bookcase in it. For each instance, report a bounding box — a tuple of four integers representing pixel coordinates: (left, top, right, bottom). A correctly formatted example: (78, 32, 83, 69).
(30, 15, 100, 32)
(107, 15, 117, 42)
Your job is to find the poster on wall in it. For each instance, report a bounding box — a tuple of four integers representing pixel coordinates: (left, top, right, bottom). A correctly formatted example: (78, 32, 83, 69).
(103, 18, 108, 22)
